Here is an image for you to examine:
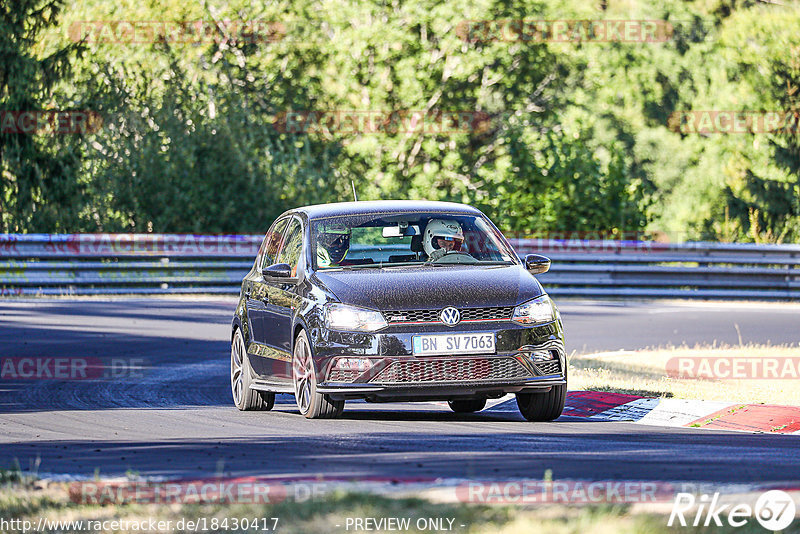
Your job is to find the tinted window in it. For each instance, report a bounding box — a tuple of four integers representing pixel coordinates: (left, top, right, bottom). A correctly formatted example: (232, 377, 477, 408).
(259, 218, 289, 270)
(277, 218, 303, 274)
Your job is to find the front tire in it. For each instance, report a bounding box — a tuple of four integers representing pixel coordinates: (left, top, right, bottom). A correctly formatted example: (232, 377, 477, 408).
(448, 398, 486, 413)
(516, 384, 566, 421)
(292, 330, 344, 419)
(231, 329, 275, 411)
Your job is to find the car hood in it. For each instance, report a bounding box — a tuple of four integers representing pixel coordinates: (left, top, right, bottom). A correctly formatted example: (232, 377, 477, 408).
(312, 264, 544, 310)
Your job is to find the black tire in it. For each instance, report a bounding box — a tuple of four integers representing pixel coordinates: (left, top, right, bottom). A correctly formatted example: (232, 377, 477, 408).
(516, 384, 566, 421)
(292, 330, 344, 419)
(448, 398, 487, 413)
(231, 329, 275, 411)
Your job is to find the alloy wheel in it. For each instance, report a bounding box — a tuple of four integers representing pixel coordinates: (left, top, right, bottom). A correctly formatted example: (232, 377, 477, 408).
(231, 331, 245, 407)
(293, 334, 314, 414)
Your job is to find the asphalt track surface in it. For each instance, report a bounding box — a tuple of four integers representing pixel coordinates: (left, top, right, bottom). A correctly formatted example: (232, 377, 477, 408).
(1, 298, 799, 484)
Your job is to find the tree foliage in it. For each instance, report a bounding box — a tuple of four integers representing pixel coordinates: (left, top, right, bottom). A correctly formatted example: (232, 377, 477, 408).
(2, 0, 799, 241)
(1, 0, 85, 232)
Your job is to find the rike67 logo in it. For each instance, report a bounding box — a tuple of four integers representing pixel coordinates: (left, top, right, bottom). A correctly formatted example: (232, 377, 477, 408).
(669, 490, 796, 530)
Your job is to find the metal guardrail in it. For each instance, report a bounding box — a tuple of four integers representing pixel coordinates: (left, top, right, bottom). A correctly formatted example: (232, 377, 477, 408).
(1, 234, 799, 299)
(0, 234, 260, 296)
(510, 238, 800, 299)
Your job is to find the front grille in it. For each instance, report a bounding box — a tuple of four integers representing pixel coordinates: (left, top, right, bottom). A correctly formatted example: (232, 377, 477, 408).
(533, 360, 561, 376)
(383, 306, 514, 325)
(369, 357, 530, 384)
(461, 307, 514, 321)
(327, 369, 362, 382)
(384, 309, 439, 323)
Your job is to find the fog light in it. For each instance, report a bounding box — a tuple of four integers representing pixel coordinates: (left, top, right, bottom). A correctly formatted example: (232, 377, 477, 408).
(530, 350, 555, 361)
(518, 347, 557, 361)
(333, 358, 373, 371)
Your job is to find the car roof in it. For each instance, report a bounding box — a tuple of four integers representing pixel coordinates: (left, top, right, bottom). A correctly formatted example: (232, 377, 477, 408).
(288, 200, 485, 220)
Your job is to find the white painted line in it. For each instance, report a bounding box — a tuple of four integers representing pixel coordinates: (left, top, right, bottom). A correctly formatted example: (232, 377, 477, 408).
(589, 398, 661, 422)
(636, 399, 735, 427)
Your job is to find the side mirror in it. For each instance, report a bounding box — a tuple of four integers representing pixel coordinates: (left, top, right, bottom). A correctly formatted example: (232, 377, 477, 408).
(261, 263, 292, 278)
(524, 254, 551, 274)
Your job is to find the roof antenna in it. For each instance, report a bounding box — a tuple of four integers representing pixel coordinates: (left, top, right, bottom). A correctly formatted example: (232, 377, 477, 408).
(351, 180, 358, 201)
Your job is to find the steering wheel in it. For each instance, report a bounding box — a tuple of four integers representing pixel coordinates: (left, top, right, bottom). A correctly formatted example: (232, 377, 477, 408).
(426, 251, 478, 264)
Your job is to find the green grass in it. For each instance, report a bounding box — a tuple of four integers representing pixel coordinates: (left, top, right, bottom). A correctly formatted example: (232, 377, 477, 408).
(1, 483, 798, 533)
(569, 344, 800, 406)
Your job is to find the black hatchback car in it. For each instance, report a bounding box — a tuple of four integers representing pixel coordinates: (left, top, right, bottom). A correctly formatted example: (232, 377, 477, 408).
(231, 200, 566, 419)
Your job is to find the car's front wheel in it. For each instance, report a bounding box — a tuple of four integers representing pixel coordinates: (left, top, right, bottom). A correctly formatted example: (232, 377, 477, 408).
(448, 399, 487, 413)
(231, 329, 275, 411)
(516, 384, 566, 421)
(292, 330, 344, 419)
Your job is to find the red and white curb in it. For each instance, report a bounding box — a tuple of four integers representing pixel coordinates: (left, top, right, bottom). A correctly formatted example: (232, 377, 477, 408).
(486, 391, 800, 434)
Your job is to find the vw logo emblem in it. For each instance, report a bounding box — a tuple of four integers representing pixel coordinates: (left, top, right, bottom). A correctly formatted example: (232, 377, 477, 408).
(440, 307, 461, 326)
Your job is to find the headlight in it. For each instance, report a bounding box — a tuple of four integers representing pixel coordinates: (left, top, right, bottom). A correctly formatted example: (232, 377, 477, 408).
(512, 295, 556, 325)
(325, 303, 388, 332)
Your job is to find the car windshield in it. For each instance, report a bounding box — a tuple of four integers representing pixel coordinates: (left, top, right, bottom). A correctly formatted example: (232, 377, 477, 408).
(311, 212, 518, 270)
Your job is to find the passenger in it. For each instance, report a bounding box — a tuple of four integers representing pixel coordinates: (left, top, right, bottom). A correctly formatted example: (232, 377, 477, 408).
(317, 225, 350, 267)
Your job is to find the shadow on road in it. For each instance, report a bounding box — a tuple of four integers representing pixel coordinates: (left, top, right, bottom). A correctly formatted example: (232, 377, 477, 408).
(3, 429, 800, 483)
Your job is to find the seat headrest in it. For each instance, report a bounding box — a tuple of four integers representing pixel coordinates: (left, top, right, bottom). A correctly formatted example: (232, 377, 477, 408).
(410, 234, 424, 252)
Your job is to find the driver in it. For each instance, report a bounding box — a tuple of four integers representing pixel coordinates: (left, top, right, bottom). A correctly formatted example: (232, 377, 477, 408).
(423, 219, 465, 262)
(317, 224, 350, 268)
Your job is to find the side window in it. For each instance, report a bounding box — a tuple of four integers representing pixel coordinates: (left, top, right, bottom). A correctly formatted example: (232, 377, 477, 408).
(259, 218, 289, 270)
(277, 219, 303, 275)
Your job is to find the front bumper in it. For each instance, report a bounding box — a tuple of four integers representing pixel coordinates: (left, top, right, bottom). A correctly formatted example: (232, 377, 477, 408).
(312, 320, 566, 401)
(318, 376, 566, 401)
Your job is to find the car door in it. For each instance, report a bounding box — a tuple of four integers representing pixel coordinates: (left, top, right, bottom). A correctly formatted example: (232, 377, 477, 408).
(263, 216, 305, 381)
(245, 217, 288, 376)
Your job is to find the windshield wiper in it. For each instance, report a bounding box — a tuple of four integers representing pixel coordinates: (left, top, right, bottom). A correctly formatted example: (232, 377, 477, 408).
(420, 260, 515, 267)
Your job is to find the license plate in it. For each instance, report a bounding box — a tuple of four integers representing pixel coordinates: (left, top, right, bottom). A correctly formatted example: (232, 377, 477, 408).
(412, 333, 496, 356)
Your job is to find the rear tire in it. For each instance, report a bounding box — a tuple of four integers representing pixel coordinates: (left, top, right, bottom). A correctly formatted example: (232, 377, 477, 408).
(293, 330, 344, 419)
(516, 384, 566, 421)
(231, 329, 275, 411)
(448, 398, 486, 413)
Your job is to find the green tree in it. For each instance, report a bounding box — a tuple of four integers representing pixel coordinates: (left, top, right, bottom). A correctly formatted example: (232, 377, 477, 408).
(8, 0, 798, 241)
(715, 7, 800, 241)
(77, 33, 347, 232)
(1, 0, 85, 232)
